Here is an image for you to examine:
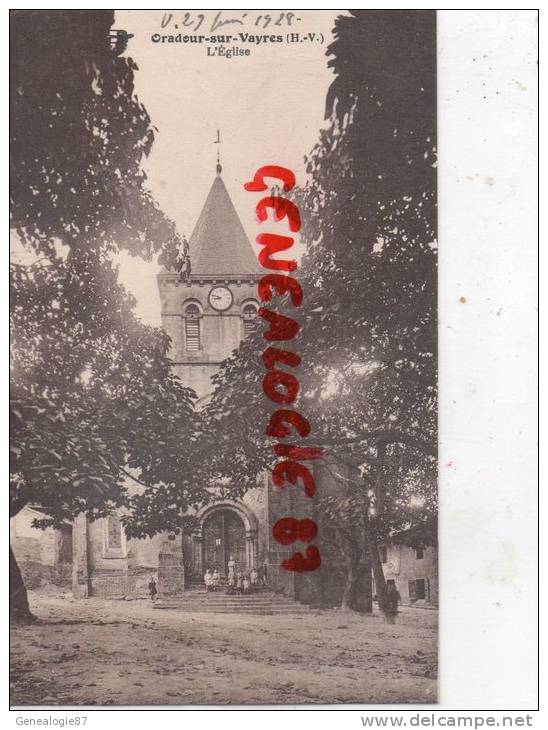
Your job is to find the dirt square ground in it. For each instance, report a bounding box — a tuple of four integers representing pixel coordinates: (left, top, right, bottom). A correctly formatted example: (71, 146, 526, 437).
(10, 590, 437, 706)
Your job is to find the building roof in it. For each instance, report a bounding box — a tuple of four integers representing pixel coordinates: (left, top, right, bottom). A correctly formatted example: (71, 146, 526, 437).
(390, 516, 438, 547)
(189, 171, 262, 278)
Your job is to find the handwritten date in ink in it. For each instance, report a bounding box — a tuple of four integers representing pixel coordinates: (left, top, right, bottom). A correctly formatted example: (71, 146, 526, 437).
(161, 11, 299, 33)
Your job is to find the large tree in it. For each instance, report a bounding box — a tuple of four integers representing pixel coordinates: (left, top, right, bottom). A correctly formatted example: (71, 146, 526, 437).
(202, 10, 438, 612)
(299, 10, 437, 611)
(10, 11, 201, 621)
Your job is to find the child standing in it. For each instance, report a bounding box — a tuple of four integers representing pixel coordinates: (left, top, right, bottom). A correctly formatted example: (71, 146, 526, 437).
(204, 568, 212, 591)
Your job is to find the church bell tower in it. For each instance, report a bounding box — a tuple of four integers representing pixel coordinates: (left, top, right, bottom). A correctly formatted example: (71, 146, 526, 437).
(157, 155, 262, 404)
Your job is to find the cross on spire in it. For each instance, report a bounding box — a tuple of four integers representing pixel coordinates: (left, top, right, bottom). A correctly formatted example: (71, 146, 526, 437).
(214, 128, 222, 175)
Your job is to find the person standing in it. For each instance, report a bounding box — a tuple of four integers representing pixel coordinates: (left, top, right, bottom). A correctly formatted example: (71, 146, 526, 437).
(204, 568, 212, 592)
(236, 571, 244, 594)
(250, 566, 258, 589)
(382, 583, 401, 623)
(227, 554, 236, 582)
(148, 576, 158, 602)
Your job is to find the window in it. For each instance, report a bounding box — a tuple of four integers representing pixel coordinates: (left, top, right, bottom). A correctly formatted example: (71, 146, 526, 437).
(408, 580, 416, 602)
(242, 303, 258, 337)
(185, 303, 201, 351)
(408, 579, 426, 602)
(107, 513, 122, 549)
(379, 546, 388, 564)
(416, 547, 424, 560)
(103, 512, 126, 558)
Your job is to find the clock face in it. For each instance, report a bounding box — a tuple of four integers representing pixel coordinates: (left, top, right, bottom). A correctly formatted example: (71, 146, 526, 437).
(208, 286, 233, 312)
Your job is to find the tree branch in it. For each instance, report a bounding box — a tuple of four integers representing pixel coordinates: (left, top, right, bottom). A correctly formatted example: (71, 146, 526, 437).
(320, 430, 436, 458)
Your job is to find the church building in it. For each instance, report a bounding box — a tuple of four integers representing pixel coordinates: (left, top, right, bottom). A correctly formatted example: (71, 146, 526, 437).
(67, 160, 320, 603)
(10, 160, 438, 610)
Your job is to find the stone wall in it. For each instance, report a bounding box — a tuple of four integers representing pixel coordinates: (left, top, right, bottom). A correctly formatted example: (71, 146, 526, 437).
(265, 470, 296, 598)
(243, 482, 268, 565)
(158, 276, 259, 399)
(11, 508, 72, 589)
(90, 567, 155, 599)
(82, 514, 168, 598)
(265, 465, 327, 602)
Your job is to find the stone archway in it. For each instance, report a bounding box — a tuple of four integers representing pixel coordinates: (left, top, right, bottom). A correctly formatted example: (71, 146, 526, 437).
(203, 510, 245, 576)
(191, 501, 257, 580)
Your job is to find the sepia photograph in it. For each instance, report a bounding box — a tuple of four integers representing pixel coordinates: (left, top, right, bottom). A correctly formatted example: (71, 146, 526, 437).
(8, 8, 536, 714)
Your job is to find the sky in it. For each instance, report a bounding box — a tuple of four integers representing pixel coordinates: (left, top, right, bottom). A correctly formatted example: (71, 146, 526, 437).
(114, 9, 341, 326)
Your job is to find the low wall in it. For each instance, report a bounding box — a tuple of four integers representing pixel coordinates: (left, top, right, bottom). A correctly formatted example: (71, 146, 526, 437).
(89, 567, 157, 599)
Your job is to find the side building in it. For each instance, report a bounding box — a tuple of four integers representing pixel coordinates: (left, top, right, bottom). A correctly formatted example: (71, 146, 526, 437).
(377, 520, 438, 607)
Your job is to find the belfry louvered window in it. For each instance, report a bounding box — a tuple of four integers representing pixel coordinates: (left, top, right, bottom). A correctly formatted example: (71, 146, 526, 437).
(185, 304, 201, 351)
(242, 303, 258, 337)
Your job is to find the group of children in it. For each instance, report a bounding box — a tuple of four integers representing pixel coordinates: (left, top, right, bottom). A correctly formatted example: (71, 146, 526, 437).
(148, 561, 268, 601)
(227, 566, 259, 594)
(204, 559, 266, 595)
(204, 568, 221, 591)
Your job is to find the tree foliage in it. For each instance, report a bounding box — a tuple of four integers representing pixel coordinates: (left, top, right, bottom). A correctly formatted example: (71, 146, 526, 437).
(10, 10, 174, 260)
(203, 11, 438, 610)
(9, 11, 203, 617)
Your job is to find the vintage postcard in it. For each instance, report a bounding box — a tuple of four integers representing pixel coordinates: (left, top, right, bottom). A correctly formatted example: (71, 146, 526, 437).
(9, 9, 537, 713)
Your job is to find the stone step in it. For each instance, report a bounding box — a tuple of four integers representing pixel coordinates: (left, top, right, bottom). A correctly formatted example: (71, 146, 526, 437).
(160, 592, 286, 600)
(156, 598, 303, 606)
(153, 592, 309, 614)
(185, 586, 272, 593)
(154, 604, 309, 614)
(154, 597, 302, 606)
(159, 594, 292, 602)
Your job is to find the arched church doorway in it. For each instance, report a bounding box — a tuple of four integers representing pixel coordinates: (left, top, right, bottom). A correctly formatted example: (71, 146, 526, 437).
(202, 509, 246, 576)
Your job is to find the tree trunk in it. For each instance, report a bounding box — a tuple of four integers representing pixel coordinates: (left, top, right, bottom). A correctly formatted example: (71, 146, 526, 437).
(340, 557, 361, 611)
(340, 539, 373, 613)
(367, 528, 387, 614)
(368, 441, 388, 615)
(359, 502, 374, 614)
(10, 543, 35, 624)
(360, 546, 373, 613)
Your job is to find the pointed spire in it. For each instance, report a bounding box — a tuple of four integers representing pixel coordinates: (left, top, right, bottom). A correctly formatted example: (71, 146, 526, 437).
(189, 172, 262, 278)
